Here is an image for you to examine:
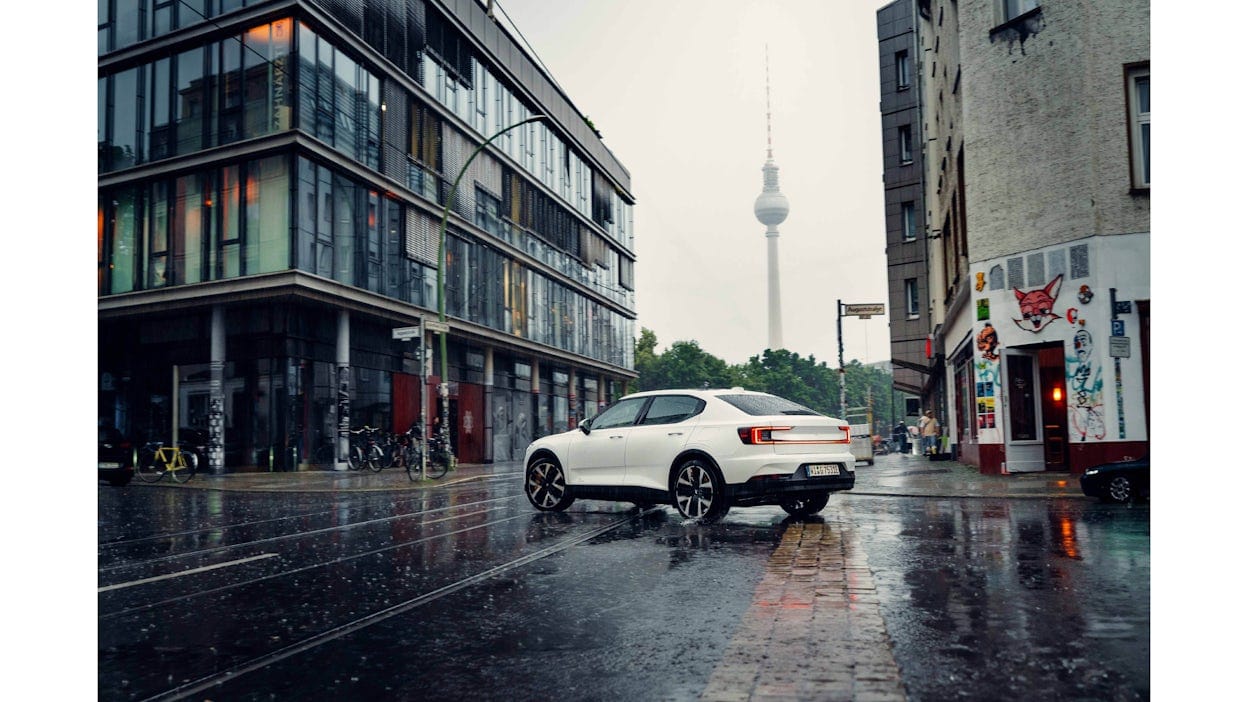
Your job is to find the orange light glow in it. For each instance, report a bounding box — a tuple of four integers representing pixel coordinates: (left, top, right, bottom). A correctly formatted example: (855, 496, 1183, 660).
(1052, 386, 1063, 402)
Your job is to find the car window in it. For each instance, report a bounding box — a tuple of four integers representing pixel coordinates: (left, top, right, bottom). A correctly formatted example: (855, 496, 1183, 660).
(591, 397, 649, 430)
(639, 395, 704, 425)
(717, 393, 820, 416)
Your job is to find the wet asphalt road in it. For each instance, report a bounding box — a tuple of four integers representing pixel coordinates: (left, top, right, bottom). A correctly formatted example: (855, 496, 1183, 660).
(98, 466, 1148, 701)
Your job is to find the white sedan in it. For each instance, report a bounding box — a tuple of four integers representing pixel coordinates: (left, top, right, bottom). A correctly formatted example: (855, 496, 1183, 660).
(523, 388, 856, 520)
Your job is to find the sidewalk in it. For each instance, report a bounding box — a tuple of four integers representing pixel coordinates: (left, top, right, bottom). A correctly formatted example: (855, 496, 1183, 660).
(142, 452, 1083, 499)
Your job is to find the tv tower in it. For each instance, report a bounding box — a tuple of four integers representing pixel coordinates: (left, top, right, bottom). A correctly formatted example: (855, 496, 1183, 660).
(753, 48, 789, 351)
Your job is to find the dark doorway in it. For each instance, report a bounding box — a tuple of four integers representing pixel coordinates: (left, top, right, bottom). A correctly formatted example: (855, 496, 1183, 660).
(1038, 344, 1068, 470)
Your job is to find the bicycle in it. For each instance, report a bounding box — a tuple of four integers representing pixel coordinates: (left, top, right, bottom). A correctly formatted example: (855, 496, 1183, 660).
(407, 433, 451, 481)
(348, 426, 385, 472)
(136, 441, 198, 483)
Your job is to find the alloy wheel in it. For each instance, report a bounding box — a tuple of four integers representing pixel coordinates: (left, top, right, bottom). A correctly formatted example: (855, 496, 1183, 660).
(674, 462, 719, 520)
(526, 458, 572, 511)
(1108, 476, 1132, 503)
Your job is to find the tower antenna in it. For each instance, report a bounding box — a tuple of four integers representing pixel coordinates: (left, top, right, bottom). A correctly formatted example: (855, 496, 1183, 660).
(765, 45, 773, 160)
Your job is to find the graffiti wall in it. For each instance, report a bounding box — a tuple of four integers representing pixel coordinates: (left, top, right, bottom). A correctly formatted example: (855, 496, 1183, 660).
(966, 237, 1146, 446)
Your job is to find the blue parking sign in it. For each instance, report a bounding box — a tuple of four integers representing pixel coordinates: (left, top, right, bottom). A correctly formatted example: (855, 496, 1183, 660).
(1111, 320, 1125, 337)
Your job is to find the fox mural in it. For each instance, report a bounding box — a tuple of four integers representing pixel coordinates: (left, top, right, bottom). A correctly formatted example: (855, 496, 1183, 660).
(1013, 274, 1063, 333)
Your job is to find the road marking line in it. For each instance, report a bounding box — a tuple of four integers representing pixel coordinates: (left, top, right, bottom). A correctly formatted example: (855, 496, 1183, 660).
(98, 553, 278, 593)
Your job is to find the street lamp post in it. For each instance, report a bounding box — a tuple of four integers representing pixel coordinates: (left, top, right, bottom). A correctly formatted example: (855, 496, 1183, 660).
(435, 113, 547, 467)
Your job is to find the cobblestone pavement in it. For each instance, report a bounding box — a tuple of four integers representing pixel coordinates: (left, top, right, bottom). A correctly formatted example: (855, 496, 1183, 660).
(701, 520, 906, 702)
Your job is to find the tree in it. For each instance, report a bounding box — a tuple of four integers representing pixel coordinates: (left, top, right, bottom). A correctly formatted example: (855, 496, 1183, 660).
(633, 331, 902, 427)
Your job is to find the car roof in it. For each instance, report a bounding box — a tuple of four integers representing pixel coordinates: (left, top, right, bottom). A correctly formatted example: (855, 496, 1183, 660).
(620, 387, 770, 400)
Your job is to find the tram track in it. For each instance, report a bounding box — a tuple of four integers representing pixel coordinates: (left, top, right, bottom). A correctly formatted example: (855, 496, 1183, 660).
(136, 509, 659, 702)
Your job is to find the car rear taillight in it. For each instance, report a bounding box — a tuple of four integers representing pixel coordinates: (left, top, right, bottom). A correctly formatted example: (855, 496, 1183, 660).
(120, 440, 132, 450)
(738, 425, 851, 444)
(738, 426, 792, 444)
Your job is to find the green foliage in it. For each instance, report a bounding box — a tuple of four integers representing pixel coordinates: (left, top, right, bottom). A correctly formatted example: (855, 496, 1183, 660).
(633, 328, 905, 431)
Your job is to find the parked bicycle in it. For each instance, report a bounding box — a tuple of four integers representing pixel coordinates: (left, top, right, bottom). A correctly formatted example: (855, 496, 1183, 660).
(404, 424, 451, 481)
(348, 426, 385, 472)
(136, 441, 198, 483)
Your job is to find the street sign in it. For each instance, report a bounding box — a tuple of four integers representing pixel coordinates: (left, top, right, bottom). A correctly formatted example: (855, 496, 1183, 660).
(1111, 320, 1125, 337)
(843, 303, 885, 318)
(1109, 336, 1131, 358)
(426, 320, 450, 334)
(392, 325, 423, 340)
(1114, 301, 1133, 315)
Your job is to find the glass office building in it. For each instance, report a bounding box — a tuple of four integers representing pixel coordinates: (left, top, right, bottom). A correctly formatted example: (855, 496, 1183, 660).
(98, 0, 637, 471)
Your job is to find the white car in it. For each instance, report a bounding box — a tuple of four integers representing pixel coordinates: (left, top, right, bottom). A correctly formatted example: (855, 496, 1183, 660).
(523, 388, 856, 520)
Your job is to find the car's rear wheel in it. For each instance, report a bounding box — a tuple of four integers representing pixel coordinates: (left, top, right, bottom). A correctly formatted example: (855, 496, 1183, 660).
(1105, 476, 1133, 503)
(779, 492, 830, 517)
(671, 458, 728, 521)
(525, 455, 574, 512)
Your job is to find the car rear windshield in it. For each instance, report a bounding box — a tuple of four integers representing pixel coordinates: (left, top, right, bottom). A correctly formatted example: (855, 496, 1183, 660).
(717, 394, 820, 416)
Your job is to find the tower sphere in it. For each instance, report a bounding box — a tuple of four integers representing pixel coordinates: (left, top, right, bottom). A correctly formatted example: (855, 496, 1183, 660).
(754, 188, 790, 226)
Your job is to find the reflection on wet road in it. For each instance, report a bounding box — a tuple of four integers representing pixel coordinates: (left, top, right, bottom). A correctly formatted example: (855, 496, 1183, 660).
(843, 495, 1149, 701)
(98, 474, 786, 701)
(98, 474, 1148, 700)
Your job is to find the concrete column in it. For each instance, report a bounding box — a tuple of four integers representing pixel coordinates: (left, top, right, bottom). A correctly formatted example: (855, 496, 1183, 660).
(483, 347, 494, 463)
(766, 225, 783, 350)
(207, 305, 226, 474)
(335, 310, 350, 471)
(598, 374, 607, 411)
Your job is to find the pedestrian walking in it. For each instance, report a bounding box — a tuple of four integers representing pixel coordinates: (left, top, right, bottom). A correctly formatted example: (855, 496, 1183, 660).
(893, 420, 908, 454)
(919, 410, 940, 455)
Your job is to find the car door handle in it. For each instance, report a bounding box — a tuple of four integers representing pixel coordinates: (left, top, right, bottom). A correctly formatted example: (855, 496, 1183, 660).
(609, 435, 625, 439)
(667, 432, 683, 436)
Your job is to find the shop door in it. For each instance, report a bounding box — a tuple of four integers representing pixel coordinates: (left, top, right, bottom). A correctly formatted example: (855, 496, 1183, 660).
(1003, 350, 1044, 472)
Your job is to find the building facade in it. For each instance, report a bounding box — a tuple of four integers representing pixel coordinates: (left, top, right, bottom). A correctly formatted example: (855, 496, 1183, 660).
(98, 0, 638, 471)
(881, 0, 1149, 474)
(876, 1, 929, 422)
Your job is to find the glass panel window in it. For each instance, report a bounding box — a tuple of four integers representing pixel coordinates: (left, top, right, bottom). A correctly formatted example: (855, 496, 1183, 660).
(895, 50, 910, 90)
(115, 0, 141, 49)
(98, 78, 108, 172)
(173, 173, 205, 284)
(1127, 65, 1150, 189)
(175, 47, 205, 155)
(1002, 0, 1039, 22)
(218, 38, 243, 144)
(148, 181, 170, 287)
(149, 58, 171, 160)
(905, 278, 920, 317)
(902, 201, 916, 241)
(110, 186, 142, 294)
(218, 165, 241, 278)
(899, 125, 912, 164)
(113, 68, 140, 169)
(247, 155, 290, 274)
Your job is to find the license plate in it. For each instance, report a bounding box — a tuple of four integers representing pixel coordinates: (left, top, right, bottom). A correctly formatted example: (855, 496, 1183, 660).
(807, 464, 840, 477)
(98, 461, 120, 469)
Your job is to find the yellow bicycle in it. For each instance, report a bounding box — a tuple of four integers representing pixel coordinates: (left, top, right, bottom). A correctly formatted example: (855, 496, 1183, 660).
(136, 442, 198, 483)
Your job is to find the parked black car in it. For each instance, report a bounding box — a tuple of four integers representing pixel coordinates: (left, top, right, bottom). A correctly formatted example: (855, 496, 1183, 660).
(178, 427, 209, 468)
(1080, 454, 1149, 503)
(99, 426, 135, 486)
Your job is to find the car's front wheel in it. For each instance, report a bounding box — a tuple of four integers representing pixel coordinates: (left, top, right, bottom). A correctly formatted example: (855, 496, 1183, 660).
(671, 458, 728, 521)
(525, 455, 574, 512)
(779, 492, 829, 517)
(1105, 476, 1134, 503)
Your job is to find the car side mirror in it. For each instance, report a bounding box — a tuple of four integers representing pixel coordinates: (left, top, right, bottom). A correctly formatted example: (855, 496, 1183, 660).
(578, 418, 592, 435)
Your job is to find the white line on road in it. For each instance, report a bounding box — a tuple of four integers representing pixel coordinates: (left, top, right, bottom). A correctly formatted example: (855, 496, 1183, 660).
(99, 553, 278, 593)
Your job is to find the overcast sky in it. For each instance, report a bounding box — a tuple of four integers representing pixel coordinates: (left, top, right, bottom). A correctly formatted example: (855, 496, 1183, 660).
(494, 0, 893, 367)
